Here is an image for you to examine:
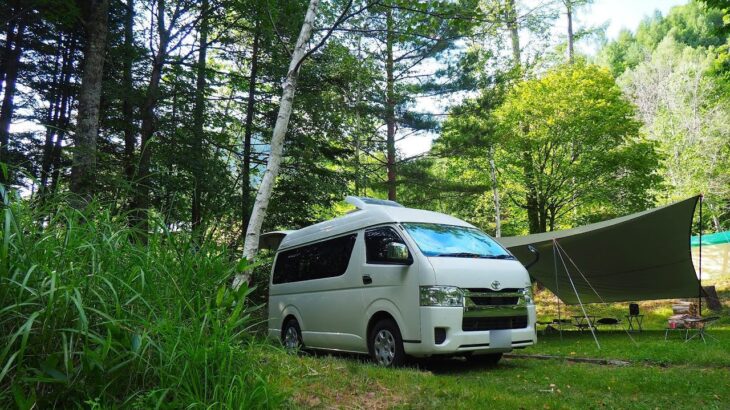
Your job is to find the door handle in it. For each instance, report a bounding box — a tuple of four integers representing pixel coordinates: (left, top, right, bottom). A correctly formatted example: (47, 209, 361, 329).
(362, 275, 372, 285)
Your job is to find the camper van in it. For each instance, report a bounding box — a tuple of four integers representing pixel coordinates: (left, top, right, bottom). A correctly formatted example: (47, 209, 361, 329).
(265, 196, 536, 366)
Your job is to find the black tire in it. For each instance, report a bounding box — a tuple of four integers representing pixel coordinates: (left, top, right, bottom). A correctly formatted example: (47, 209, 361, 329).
(282, 318, 303, 352)
(466, 352, 503, 366)
(369, 319, 406, 367)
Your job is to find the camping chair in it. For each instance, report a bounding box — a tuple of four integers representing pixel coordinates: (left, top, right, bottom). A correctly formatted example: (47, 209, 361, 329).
(685, 316, 720, 343)
(626, 303, 644, 332)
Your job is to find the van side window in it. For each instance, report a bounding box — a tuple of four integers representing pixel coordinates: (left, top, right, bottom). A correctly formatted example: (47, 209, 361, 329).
(272, 234, 357, 284)
(365, 227, 408, 264)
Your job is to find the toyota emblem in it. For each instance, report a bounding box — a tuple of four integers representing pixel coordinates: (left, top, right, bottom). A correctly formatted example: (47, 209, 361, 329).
(491, 280, 501, 290)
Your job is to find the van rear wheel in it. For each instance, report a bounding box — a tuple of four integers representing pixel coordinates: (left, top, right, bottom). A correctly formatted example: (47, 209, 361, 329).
(282, 318, 303, 352)
(369, 319, 405, 367)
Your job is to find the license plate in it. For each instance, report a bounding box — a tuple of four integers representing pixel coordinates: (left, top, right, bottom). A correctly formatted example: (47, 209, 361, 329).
(490, 329, 511, 349)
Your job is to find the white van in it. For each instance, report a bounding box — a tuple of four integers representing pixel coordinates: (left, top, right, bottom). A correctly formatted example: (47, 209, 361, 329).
(265, 196, 536, 366)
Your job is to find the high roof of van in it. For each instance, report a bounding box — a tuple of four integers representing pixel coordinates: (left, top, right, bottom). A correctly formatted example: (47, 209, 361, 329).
(272, 196, 475, 251)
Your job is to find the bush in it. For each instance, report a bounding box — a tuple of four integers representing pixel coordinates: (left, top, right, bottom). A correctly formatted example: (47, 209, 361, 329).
(0, 186, 281, 408)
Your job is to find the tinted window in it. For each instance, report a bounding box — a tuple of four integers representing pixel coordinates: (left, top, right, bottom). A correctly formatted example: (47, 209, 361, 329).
(365, 227, 408, 264)
(273, 234, 357, 284)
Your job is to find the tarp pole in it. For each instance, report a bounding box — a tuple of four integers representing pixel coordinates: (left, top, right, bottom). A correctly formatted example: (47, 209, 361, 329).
(555, 239, 637, 346)
(553, 242, 562, 340)
(554, 239, 601, 350)
(699, 194, 703, 315)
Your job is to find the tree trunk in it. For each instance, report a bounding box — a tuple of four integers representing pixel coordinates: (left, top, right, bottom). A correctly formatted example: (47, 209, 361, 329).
(49, 36, 78, 195)
(548, 207, 556, 231)
(505, 0, 520, 68)
(522, 150, 541, 233)
(241, 23, 260, 238)
(132, 61, 162, 234)
(0, 18, 18, 109)
(354, 128, 362, 196)
(70, 0, 110, 206)
(539, 205, 548, 232)
(0, 18, 26, 183)
(488, 145, 501, 237)
(122, 0, 136, 186)
(191, 0, 209, 239)
(40, 35, 64, 195)
(566, 2, 574, 63)
(506, 1, 541, 232)
(236, 0, 321, 286)
(50, 92, 75, 194)
(385, 5, 397, 201)
(132, 0, 171, 237)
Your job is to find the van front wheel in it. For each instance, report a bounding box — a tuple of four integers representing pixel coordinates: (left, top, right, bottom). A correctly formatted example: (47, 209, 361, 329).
(369, 319, 405, 367)
(282, 318, 303, 352)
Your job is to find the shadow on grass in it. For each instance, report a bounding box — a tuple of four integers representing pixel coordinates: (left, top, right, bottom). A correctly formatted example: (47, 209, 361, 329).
(408, 355, 530, 375)
(300, 348, 529, 375)
(292, 325, 730, 374)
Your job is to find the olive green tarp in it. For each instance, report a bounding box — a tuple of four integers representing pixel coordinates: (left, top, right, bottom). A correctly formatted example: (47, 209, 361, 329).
(497, 196, 701, 304)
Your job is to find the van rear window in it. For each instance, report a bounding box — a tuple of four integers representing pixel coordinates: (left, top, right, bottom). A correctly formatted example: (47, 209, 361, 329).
(272, 234, 357, 284)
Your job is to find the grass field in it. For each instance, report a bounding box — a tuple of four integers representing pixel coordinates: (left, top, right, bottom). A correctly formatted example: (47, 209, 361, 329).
(259, 339, 730, 409)
(260, 286, 730, 409)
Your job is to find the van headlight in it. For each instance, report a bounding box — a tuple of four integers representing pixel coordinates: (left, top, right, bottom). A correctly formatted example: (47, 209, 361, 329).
(520, 286, 533, 304)
(420, 286, 463, 307)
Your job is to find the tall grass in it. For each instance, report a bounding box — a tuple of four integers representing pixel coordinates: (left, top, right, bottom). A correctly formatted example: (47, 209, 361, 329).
(0, 186, 280, 408)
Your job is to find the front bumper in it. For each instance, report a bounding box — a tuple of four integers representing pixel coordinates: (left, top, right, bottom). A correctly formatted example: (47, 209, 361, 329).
(404, 305, 537, 357)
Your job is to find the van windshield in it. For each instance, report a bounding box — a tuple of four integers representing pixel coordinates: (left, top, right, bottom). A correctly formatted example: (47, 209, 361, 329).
(402, 223, 514, 259)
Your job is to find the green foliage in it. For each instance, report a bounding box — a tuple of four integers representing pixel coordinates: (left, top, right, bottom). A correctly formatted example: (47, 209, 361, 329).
(494, 62, 660, 231)
(0, 186, 280, 408)
(598, 1, 728, 77)
(617, 29, 730, 230)
(703, 0, 730, 35)
(425, 62, 660, 235)
(400, 85, 524, 235)
(595, 29, 646, 77)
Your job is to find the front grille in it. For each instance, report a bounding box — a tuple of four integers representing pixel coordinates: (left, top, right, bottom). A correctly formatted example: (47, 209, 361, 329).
(470, 295, 519, 305)
(466, 288, 520, 306)
(467, 288, 520, 293)
(462, 315, 528, 331)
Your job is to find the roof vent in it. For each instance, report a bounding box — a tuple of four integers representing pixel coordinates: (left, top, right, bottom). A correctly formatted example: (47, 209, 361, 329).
(345, 196, 404, 209)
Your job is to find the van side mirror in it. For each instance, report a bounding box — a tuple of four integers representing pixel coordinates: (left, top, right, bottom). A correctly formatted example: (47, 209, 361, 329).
(386, 242, 412, 265)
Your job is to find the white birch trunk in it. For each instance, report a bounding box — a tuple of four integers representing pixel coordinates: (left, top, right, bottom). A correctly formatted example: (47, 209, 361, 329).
(234, 0, 320, 288)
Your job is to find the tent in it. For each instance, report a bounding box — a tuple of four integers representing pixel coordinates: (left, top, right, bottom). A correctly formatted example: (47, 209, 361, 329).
(497, 196, 701, 304)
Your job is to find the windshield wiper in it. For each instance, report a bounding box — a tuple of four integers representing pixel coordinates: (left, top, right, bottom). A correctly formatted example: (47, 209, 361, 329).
(433, 252, 515, 260)
(481, 254, 515, 260)
(434, 252, 484, 258)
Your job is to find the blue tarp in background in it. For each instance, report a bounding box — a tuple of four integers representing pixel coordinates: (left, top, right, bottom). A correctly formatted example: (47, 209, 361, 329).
(691, 231, 730, 247)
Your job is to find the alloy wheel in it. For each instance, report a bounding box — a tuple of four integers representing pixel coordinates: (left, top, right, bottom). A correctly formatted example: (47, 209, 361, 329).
(373, 329, 396, 365)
